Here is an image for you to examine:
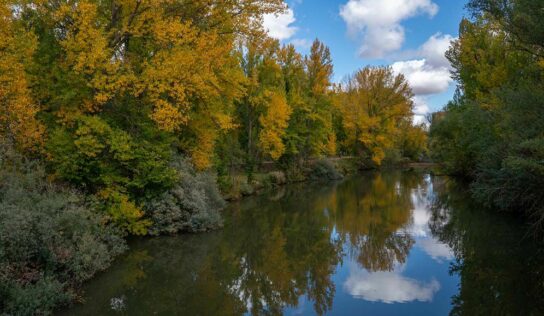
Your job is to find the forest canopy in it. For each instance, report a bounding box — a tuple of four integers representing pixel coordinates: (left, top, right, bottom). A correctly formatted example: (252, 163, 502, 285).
(0, 0, 427, 313)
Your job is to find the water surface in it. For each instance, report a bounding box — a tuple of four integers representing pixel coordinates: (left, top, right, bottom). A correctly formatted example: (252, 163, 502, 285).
(64, 171, 544, 315)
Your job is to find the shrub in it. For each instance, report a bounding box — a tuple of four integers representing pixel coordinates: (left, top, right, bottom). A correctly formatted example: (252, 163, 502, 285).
(335, 158, 359, 176)
(268, 171, 287, 185)
(0, 145, 126, 315)
(145, 157, 225, 235)
(309, 159, 343, 181)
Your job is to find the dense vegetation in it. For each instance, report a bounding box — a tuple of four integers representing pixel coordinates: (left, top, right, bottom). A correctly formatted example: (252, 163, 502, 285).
(429, 0, 544, 226)
(0, 0, 427, 313)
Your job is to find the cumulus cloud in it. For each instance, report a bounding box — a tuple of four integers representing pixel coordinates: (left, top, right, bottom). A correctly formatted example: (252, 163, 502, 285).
(340, 0, 439, 58)
(263, 8, 298, 40)
(344, 267, 441, 303)
(392, 59, 451, 95)
(389, 33, 456, 120)
(420, 33, 455, 68)
(391, 34, 455, 96)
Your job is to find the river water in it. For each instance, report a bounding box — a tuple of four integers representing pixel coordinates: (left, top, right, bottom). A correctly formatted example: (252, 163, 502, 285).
(63, 171, 544, 315)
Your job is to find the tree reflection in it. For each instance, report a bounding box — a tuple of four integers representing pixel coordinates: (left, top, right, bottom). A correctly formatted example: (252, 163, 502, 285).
(216, 183, 343, 315)
(66, 172, 426, 315)
(429, 176, 544, 316)
(210, 171, 421, 314)
(332, 172, 419, 271)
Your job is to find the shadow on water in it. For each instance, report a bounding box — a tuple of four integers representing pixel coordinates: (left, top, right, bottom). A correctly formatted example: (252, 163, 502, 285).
(61, 171, 544, 315)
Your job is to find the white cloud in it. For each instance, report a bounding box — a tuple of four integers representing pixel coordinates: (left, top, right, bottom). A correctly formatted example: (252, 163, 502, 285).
(409, 201, 432, 237)
(344, 267, 440, 303)
(391, 59, 451, 95)
(340, 0, 439, 58)
(420, 33, 455, 68)
(391, 33, 455, 96)
(390, 33, 456, 120)
(290, 38, 312, 50)
(411, 96, 430, 124)
(263, 9, 298, 40)
(413, 97, 430, 115)
(418, 239, 454, 263)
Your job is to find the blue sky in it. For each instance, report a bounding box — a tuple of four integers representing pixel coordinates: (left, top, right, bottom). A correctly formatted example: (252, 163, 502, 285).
(262, 0, 468, 120)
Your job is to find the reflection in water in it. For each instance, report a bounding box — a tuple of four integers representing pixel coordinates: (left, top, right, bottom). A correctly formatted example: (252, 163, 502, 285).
(344, 264, 440, 304)
(64, 172, 544, 315)
(429, 178, 544, 316)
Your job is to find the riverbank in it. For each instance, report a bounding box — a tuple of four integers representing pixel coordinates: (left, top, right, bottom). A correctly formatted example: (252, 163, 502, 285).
(218, 157, 360, 201)
(0, 147, 429, 315)
(219, 158, 439, 201)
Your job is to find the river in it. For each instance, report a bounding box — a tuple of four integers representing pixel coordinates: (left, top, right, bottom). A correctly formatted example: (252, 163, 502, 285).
(62, 171, 544, 315)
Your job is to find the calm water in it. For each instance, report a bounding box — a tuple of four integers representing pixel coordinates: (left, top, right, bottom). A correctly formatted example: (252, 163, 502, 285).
(63, 171, 544, 315)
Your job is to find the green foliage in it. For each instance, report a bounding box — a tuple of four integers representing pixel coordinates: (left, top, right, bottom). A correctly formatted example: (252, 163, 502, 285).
(429, 97, 497, 176)
(145, 157, 225, 235)
(430, 6, 544, 225)
(268, 171, 288, 185)
(0, 145, 126, 315)
(48, 115, 177, 197)
(47, 115, 177, 234)
(309, 159, 344, 181)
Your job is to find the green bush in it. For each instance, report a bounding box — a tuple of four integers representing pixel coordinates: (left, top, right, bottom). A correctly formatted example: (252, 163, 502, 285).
(309, 159, 343, 181)
(268, 171, 287, 185)
(0, 146, 126, 315)
(471, 138, 544, 221)
(145, 157, 225, 235)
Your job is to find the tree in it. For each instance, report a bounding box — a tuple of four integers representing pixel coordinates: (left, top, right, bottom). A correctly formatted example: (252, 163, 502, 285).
(431, 6, 544, 225)
(335, 67, 414, 165)
(0, 2, 44, 152)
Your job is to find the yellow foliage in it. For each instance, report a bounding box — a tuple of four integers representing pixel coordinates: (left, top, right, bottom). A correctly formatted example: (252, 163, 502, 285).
(98, 188, 150, 236)
(0, 3, 44, 151)
(325, 133, 337, 156)
(150, 101, 187, 132)
(336, 67, 413, 165)
(30, 0, 278, 148)
(258, 92, 292, 160)
(189, 117, 218, 171)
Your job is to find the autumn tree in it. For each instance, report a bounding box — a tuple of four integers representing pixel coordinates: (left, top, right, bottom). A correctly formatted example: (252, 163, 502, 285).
(7, 0, 286, 234)
(236, 36, 291, 175)
(335, 67, 414, 165)
(284, 39, 335, 162)
(0, 2, 44, 152)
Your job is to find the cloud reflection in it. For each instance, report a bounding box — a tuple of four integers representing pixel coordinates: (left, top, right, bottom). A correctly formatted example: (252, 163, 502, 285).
(344, 266, 440, 304)
(418, 238, 454, 263)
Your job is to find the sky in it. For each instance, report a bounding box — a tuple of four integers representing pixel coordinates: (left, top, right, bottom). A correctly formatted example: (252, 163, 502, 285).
(262, 0, 468, 121)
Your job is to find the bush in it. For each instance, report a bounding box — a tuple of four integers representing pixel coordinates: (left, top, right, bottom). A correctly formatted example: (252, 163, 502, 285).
(335, 158, 359, 176)
(268, 171, 287, 185)
(471, 138, 544, 222)
(0, 146, 126, 315)
(309, 159, 343, 181)
(145, 157, 225, 235)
